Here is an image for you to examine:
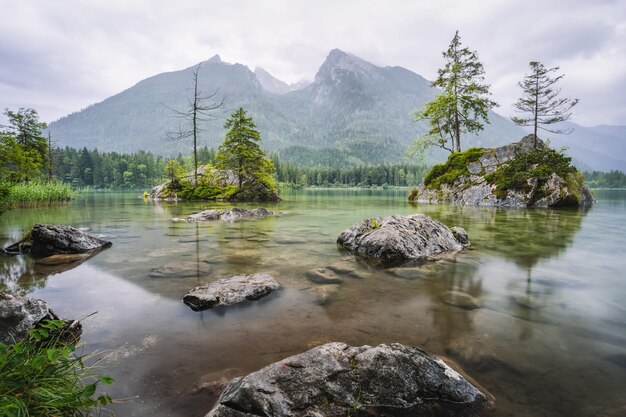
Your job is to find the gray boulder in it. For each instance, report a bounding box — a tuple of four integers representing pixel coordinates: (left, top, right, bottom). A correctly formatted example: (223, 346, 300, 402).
(2, 224, 112, 257)
(179, 208, 276, 223)
(183, 273, 281, 311)
(206, 342, 493, 417)
(337, 214, 469, 267)
(0, 293, 81, 344)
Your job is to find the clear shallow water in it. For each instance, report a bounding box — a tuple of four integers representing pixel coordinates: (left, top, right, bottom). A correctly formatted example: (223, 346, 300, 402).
(1, 189, 625, 417)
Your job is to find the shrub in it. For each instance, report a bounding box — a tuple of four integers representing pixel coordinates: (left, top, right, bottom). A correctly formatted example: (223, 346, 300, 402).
(0, 320, 113, 417)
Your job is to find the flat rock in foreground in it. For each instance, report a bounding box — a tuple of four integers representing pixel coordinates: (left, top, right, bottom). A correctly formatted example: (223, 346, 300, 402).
(2, 224, 112, 258)
(337, 214, 469, 267)
(183, 273, 281, 311)
(206, 342, 493, 417)
(177, 208, 277, 223)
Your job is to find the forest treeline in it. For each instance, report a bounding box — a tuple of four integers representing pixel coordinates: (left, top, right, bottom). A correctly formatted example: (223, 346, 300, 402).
(50, 146, 430, 189)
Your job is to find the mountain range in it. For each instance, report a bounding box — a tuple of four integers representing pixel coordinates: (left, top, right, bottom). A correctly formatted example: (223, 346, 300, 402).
(47, 49, 625, 171)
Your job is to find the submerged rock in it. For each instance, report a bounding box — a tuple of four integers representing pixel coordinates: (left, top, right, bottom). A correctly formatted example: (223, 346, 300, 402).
(441, 291, 482, 310)
(206, 342, 493, 417)
(183, 273, 281, 311)
(337, 214, 470, 267)
(178, 207, 277, 223)
(0, 293, 81, 344)
(306, 268, 344, 285)
(2, 224, 112, 258)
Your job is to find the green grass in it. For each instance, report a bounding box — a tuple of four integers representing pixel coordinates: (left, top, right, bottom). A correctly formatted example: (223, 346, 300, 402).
(0, 320, 113, 417)
(4, 181, 77, 207)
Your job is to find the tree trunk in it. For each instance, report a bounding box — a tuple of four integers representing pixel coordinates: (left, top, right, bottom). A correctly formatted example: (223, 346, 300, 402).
(192, 75, 199, 187)
(533, 71, 539, 148)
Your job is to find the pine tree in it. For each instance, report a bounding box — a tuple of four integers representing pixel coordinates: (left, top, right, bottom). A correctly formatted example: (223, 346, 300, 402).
(511, 61, 579, 148)
(215, 108, 275, 190)
(414, 31, 497, 153)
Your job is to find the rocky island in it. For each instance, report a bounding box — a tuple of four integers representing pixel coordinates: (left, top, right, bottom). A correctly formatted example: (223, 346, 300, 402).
(409, 135, 595, 208)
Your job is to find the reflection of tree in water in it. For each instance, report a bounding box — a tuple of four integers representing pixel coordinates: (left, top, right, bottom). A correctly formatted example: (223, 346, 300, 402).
(410, 203, 588, 269)
(422, 259, 482, 346)
(410, 203, 588, 346)
(212, 217, 276, 276)
(0, 255, 44, 295)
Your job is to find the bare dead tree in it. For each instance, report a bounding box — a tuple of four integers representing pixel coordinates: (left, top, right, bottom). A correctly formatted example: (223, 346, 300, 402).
(165, 63, 224, 186)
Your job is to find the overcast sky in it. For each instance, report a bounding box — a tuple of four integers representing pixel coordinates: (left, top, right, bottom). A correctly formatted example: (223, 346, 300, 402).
(1, 0, 625, 127)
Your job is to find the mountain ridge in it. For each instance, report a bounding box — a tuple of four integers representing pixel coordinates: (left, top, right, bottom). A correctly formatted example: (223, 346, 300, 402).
(47, 49, 623, 170)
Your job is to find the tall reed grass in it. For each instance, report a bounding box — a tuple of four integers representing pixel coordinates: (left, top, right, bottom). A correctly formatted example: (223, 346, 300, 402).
(4, 181, 77, 207)
(0, 320, 113, 417)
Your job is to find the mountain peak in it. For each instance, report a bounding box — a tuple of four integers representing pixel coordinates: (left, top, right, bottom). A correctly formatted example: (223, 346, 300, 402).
(315, 49, 377, 84)
(206, 54, 222, 64)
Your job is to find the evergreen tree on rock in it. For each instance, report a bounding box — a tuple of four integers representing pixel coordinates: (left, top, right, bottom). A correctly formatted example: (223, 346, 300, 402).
(216, 107, 276, 192)
(414, 31, 497, 154)
(511, 61, 578, 148)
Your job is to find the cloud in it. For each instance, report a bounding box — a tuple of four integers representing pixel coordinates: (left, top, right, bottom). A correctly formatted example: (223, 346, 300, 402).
(0, 0, 624, 126)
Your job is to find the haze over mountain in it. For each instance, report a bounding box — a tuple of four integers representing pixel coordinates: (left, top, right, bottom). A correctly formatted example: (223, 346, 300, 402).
(48, 49, 623, 170)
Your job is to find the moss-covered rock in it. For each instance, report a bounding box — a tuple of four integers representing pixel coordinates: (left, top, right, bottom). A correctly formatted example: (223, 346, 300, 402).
(150, 164, 280, 202)
(409, 135, 594, 208)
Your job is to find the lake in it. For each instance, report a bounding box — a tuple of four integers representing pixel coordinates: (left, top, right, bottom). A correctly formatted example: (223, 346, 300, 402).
(1, 189, 625, 417)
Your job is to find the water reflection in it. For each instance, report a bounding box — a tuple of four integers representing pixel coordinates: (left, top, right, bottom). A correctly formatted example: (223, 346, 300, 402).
(1, 190, 625, 417)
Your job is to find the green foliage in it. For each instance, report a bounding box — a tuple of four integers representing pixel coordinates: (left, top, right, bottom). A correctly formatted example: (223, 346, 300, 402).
(216, 108, 277, 192)
(163, 160, 185, 186)
(584, 170, 626, 188)
(4, 181, 76, 208)
(1, 108, 48, 182)
(178, 181, 237, 200)
(0, 320, 113, 417)
(423, 147, 487, 189)
(485, 147, 577, 199)
(413, 31, 497, 154)
(370, 218, 382, 229)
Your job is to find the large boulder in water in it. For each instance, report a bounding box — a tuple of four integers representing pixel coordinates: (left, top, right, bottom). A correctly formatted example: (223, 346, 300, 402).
(0, 293, 81, 344)
(206, 342, 493, 417)
(408, 135, 595, 208)
(2, 224, 112, 257)
(337, 214, 469, 267)
(183, 273, 281, 311)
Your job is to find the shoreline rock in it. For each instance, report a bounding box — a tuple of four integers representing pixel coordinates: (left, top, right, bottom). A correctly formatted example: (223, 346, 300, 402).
(337, 214, 470, 267)
(0, 293, 81, 344)
(2, 224, 112, 258)
(183, 273, 281, 311)
(206, 342, 494, 417)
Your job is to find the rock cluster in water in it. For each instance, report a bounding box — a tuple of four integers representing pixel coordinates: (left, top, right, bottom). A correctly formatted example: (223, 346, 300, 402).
(409, 135, 595, 208)
(183, 273, 281, 311)
(2, 224, 112, 258)
(176, 207, 277, 223)
(337, 214, 470, 267)
(206, 342, 493, 417)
